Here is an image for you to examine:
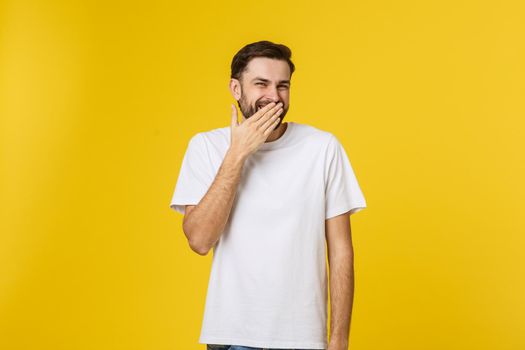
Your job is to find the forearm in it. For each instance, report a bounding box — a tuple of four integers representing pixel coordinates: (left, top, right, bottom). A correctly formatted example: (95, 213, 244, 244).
(183, 147, 247, 254)
(328, 250, 354, 348)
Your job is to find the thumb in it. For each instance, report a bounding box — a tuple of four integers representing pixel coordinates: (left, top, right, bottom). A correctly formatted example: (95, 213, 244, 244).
(231, 103, 238, 128)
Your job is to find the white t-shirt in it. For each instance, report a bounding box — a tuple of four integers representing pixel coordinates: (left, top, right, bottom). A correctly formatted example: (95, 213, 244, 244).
(169, 121, 367, 349)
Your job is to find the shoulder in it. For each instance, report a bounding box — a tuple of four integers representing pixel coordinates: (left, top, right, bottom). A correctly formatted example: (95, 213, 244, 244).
(188, 126, 229, 147)
(197, 126, 230, 145)
(292, 122, 338, 148)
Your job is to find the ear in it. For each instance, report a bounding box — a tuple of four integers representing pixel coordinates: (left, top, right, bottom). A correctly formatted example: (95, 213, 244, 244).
(229, 78, 242, 100)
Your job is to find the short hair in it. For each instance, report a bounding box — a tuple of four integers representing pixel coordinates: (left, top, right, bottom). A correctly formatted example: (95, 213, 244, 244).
(230, 40, 295, 82)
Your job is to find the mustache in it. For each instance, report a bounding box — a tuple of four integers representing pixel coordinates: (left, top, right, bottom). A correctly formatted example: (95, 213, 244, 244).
(256, 102, 285, 109)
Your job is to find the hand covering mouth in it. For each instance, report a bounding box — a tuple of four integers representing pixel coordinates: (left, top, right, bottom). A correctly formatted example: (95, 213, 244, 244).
(257, 102, 278, 110)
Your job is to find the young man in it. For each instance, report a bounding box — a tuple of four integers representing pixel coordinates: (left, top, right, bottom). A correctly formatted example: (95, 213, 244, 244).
(170, 40, 367, 350)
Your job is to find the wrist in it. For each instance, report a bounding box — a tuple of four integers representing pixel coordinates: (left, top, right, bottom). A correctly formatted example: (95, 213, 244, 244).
(329, 336, 349, 346)
(226, 146, 248, 165)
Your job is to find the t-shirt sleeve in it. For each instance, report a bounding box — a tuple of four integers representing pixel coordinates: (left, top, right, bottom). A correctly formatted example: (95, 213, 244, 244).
(324, 135, 367, 219)
(169, 133, 214, 215)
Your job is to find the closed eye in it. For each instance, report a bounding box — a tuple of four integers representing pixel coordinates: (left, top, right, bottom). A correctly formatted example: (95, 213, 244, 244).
(255, 82, 289, 89)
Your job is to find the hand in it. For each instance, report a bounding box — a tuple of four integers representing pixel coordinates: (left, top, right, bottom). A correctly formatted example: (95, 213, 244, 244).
(229, 101, 283, 159)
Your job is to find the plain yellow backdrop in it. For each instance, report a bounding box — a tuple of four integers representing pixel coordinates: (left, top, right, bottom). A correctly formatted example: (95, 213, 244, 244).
(1, 0, 524, 349)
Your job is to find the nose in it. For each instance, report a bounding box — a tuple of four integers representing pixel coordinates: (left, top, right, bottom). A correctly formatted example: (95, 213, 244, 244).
(266, 86, 280, 103)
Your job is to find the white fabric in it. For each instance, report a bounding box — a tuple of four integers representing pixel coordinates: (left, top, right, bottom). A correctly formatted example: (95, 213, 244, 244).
(169, 121, 367, 349)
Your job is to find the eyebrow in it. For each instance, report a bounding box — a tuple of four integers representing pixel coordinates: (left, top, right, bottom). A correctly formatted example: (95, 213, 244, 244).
(251, 77, 291, 85)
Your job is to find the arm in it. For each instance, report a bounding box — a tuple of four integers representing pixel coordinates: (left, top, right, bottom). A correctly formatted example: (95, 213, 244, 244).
(325, 212, 354, 350)
(182, 101, 283, 256)
(183, 148, 247, 256)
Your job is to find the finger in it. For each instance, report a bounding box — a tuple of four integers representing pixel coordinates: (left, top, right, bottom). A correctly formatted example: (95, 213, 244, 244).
(261, 107, 283, 132)
(248, 101, 277, 124)
(231, 103, 238, 127)
(255, 103, 283, 128)
(263, 115, 282, 136)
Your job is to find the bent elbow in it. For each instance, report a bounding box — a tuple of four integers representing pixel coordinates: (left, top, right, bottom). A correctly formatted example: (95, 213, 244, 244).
(188, 237, 210, 256)
(193, 244, 209, 256)
(183, 222, 212, 256)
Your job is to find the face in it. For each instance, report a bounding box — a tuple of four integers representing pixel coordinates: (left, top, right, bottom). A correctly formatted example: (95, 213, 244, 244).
(230, 57, 291, 129)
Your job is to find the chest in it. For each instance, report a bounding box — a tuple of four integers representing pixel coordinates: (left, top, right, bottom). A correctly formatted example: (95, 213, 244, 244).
(236, 146, 326, 212)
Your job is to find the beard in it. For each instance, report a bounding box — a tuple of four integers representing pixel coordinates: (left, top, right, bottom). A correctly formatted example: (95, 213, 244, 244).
(236, 94, 288, 130)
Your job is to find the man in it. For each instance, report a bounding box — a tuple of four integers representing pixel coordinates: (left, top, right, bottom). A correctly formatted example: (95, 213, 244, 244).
(169, 40, 367, 350)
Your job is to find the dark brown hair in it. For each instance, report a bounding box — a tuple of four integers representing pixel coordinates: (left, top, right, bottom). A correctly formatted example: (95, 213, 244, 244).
(230, 40, 295, 82)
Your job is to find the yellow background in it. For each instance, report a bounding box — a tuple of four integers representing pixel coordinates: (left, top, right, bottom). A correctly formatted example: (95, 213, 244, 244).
(1, 0, 524, 349)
